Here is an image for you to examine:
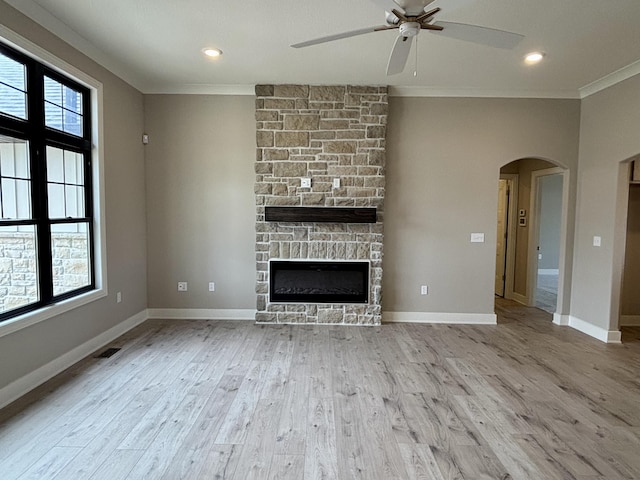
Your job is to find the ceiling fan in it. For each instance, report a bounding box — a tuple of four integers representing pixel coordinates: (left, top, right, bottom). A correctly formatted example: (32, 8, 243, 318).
(291, 0, 524, 76)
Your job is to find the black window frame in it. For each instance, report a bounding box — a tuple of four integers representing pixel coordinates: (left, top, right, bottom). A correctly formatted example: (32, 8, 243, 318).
(0, 41, 95, 323)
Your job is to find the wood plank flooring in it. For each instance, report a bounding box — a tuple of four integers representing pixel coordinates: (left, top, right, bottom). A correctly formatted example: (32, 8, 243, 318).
(1, 299, 640, 479)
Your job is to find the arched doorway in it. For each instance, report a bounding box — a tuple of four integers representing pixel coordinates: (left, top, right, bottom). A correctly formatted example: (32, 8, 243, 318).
(497, 158, 570, 318)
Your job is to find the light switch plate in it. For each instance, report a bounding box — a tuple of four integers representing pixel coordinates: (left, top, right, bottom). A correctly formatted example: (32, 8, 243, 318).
(470, 233, 485, 243)
(301, 177, 311, 188)
(333, 178, 340, 188)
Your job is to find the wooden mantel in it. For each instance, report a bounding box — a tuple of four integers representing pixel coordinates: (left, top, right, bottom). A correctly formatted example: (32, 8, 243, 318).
(264, 206, 377, 223)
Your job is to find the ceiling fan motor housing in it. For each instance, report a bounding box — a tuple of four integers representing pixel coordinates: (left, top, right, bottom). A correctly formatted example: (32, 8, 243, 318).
(399, 22, 421, 37)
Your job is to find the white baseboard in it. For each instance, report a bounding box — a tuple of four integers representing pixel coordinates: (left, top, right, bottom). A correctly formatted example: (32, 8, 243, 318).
(620, 315, 640, 326)
(147, 308, 255, 320)
(382, 311, 497, 325)
(537, 269, 559, 275)
(552, 313, 570, 326)
(0, 309, 148, 410)
(566, 315, 621, 343)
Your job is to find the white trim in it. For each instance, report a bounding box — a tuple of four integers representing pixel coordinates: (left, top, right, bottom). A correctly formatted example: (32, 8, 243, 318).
(528, 167, 566, 310)
(6, 0, 640, 100)
(566, 316, 621, 344)
(115, 85, 581, 99)
(0, 26, 108, 338)
(538, 269, 559, 275)
(579, 58, 640, 99)
(147, 85, 581, 98)
(610, 163, 633, 336)
(388, 86, 579, 99)
(620, 315, 640, 326)
(0, 309, 148, 410)
(552, 313, 570, 326)
(0, 290, 107, 338)
(382, 312, 497, 325)
(4, 0, 147, 90)
(145, 84, 255, 95)
(147, 308, 255, 320)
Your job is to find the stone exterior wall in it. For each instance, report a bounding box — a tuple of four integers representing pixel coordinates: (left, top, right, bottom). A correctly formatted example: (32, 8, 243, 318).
(255, 85, 387, 325)
(0, 233, 89, 313)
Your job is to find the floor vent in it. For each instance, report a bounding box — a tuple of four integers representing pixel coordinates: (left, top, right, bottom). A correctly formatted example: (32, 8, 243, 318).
(94, 347, 121, 358)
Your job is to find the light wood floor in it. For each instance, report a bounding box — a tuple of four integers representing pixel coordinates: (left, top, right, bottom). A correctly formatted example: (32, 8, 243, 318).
(1, 300, 640, 479)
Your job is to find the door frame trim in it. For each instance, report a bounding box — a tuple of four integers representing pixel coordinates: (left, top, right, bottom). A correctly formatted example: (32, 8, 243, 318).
(499, 174, 518, 300)
(527, 167, 568, 313)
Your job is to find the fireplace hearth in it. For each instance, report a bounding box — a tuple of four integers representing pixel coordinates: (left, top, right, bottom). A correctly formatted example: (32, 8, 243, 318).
(270, 261, 369, 304)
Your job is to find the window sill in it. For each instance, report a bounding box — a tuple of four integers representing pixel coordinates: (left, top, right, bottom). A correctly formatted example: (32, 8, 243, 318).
(0, 289, 106, 339)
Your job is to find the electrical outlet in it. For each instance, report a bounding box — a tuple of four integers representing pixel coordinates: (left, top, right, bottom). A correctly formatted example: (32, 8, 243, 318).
(301, 177, 311, 188)
(593, 236, 602, 247)
(209, 282, 215, 292)
(470, 233, 485, 243)
(421, 285, 428, 295)
(116, 291, 122, 303)
(177, 281, 188, 291)
(333, 178, 340, 188)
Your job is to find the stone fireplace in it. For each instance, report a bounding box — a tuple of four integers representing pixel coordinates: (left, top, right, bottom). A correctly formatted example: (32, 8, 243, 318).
(254, 85, 387, 325)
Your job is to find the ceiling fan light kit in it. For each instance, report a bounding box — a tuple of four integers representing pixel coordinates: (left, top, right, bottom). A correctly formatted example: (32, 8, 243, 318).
(291, 0, 524, 76)
(399, 22, 421, 37)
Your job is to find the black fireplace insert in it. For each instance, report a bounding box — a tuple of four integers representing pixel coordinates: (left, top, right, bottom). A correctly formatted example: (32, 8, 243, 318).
(269, 260, 369, 303)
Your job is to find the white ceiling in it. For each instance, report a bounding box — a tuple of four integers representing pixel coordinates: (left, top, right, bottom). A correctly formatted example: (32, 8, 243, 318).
(5, 0, 640, 98)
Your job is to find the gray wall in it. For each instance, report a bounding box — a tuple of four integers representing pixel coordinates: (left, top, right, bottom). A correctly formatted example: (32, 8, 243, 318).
(384, 97, 580, 314)
(144, 95, 581, 317)
(572, 74, 640, 330)
(144, 95, 255, 309)
(0, 3, 147, 389)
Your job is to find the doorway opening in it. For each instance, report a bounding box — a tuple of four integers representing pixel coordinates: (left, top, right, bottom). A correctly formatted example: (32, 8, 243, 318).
(619, 160, 640, 329)
(497, 159, 568, 317)
(532, 170, 564, 313)
(495, 175, 517, 298)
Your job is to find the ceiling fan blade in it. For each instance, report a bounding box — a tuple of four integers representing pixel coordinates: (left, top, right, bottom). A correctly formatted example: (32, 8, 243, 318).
(291, 26, 388, 48)
(431, 21, 523, 49)
(387, 35, 414, 75)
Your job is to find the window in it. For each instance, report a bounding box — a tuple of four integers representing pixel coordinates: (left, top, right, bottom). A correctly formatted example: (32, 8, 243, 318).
(1, 41, 95, 322)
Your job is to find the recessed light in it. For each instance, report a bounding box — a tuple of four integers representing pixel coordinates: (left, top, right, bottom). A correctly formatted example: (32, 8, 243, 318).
(203, 48, 222, 58)
(524, 52, 544, 65)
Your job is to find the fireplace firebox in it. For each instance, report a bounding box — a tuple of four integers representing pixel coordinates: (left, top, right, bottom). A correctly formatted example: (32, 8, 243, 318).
(269, 260, 369, 304)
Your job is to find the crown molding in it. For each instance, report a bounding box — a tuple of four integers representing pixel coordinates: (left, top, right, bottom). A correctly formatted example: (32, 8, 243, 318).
(142, 84, 581, 98)
(143, 84, 256, 95)
(6, 0, 639, 100)
(388, 86, 580, 99)
(5, 0, 147, 91)
(579, 58, 640, 99)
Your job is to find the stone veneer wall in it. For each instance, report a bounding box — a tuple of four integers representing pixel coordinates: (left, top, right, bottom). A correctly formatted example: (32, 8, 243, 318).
(255, 85, 387, 325)
(0, 233, 89, 312)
